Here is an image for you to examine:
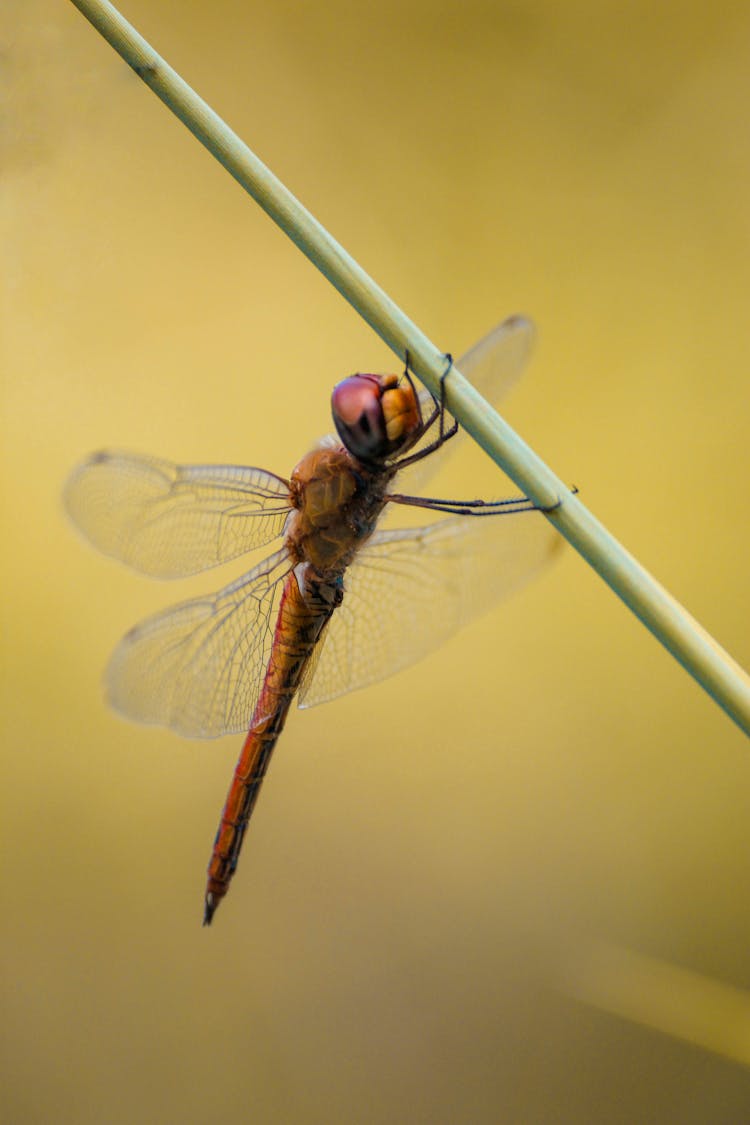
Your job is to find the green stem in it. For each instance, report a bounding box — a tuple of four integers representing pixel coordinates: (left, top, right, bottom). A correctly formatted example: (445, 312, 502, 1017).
(68, 0, 750, 736)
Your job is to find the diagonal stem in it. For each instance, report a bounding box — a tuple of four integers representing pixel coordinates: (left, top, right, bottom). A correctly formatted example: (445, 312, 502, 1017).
(68, 0, 750, 735)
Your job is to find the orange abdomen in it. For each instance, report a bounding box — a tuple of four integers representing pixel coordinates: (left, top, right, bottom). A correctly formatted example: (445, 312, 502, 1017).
(203, 570, 335, 924)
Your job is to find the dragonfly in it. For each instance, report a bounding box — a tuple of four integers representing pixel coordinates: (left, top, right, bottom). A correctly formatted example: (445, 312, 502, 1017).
(65, 316, 560, 925)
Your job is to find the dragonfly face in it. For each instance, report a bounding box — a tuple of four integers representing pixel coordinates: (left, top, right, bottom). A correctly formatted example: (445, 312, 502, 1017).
(331, 372, 424, 464)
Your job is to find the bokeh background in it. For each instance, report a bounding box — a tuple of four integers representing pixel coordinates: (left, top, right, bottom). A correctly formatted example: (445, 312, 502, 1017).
(4, 2, 750, 1121)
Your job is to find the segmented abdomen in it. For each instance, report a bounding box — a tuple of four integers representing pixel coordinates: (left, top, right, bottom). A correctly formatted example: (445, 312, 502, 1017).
(203, 569, 335, 924)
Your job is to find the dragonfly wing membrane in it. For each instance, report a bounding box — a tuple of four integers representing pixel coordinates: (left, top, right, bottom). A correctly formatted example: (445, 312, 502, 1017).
(298, 506, 559, 709)
(455, 314, 535, 397)
(64, 451, 292, 577)
(407, 315, 535, 492)
(107, 548, 292, 737)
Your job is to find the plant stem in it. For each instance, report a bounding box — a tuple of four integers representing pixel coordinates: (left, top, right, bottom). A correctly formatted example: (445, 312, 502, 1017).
(68, 0, 750, 736)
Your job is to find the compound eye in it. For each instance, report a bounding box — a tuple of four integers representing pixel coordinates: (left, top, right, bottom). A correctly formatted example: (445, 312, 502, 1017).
(331, 375, 389, 461)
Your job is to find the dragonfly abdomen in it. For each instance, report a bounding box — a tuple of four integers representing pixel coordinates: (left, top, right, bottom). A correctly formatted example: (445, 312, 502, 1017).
(203, 567, 338, 925)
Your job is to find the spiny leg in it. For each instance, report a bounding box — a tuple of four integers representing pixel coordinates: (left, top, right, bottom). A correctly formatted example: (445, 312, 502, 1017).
(393, 351, 458, 471)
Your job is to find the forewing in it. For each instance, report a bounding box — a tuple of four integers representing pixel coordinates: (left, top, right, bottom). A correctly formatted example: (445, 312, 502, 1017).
(405, 315, 535, 491)
(107, 548, 292, 737)
(64, 451, 292, 577)
(298, 508, 559, 709)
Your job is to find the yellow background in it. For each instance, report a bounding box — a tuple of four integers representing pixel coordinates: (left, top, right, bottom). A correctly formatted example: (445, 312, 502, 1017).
(4, 1, 750, 1121)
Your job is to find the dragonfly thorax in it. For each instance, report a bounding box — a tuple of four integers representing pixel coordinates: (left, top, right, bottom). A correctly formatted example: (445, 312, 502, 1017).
(288, 443, 391, 575)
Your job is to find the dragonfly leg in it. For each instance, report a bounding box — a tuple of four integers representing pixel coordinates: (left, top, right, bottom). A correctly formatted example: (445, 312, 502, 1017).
(385, 483, 579, 516)
(384, 492, 538, 515)
(437, 352, 455, 443)
(402, 348, 438, 430)
(537, 484, 579, 513)
(391, 352, 459, 471)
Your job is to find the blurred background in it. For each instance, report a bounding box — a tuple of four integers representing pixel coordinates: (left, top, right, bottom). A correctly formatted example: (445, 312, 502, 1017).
(3, 1, 750, 1121)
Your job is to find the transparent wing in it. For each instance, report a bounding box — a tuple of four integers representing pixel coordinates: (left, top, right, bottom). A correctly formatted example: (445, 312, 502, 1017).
(417, 313, 534, 419)
(298, 507, 559, 709)
(405, 314, 535, 492)
(106, 547, 292, 737)
(64, 451, 292, 578)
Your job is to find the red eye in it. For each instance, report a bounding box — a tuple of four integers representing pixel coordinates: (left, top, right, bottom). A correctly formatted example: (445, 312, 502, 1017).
(331, 375, 390, 461)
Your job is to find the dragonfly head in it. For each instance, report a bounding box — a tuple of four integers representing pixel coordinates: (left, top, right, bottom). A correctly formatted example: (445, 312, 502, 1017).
(331, 373, 423, 464)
